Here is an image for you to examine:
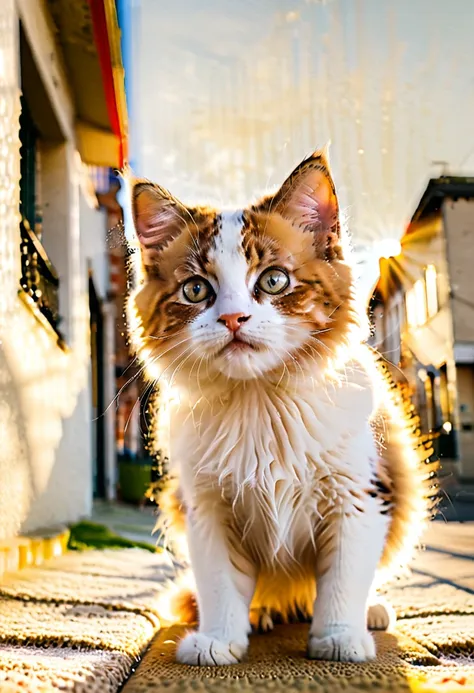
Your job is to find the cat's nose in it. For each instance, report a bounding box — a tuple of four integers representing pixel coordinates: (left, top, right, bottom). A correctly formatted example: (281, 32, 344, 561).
(218, 313, 251, 333)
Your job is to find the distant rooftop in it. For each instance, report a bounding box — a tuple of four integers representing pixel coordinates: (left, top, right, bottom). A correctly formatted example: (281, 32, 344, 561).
(411, 176, 474, 224)
(369, 176, 474, 305)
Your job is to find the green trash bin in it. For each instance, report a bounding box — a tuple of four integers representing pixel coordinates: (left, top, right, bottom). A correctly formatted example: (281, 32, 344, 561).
(118, 457, 152, 504)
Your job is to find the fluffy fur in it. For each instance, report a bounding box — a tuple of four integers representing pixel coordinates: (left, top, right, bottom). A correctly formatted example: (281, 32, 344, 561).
(126, 150, 437, 666)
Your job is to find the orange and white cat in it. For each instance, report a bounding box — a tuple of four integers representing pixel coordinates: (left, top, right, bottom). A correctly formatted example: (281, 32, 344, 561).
(126, 150, 435, 666)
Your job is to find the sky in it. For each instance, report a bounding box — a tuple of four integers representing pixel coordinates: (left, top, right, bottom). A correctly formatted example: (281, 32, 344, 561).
(124, 0, 474, 294)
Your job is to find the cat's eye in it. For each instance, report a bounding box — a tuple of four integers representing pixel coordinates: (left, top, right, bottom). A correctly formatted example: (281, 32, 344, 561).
(256, 267, 290, 295)
(182, 276, 213, 303)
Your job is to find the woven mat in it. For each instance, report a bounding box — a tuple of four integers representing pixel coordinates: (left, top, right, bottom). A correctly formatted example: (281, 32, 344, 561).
(0, 599, 156, 656)
(1, 547, 474, 692)
(121, 556, 474, 693)
(0, 645, 134, 693)
(0, 549, 175, 692)
(122, 622, 474, 693)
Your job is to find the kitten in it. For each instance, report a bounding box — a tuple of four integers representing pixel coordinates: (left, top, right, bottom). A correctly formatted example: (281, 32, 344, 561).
(126, 150, 436, 666)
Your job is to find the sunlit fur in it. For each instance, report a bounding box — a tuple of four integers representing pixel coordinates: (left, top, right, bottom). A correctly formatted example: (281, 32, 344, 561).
(126, 151, 436, 665)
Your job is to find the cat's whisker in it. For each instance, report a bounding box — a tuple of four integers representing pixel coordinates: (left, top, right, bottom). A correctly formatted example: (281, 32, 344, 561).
(280, 347, 305, 385)
(326, 303, 343, 320)
(140, 379, 159, 434)
(147, 335, 197, 364)
(195, 354, 210, 401)
(169, 344, 203, 387)
(310, 327, 334, 335)
(143, 344, 193, 394)
(147, 328, 190, 341)
(117, 352, 141, 379)
(102, 358, 151, 418)
(310, 336, 336, 358)
(122, 392, 141, 438)
(276, 355, 293, 391)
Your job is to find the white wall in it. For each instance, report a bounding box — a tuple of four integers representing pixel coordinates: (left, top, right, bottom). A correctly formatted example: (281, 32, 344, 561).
(0, 0, 100, 539)
(0, 0, 34, 540)
(79, 187, 109, 299)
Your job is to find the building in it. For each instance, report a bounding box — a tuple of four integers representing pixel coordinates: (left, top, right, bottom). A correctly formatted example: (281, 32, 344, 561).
(0, 0, 128, 544)
(370, 176, 474, 482)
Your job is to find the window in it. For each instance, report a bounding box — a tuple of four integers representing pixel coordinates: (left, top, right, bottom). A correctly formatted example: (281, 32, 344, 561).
(405, 287, 418, 328)
(19, 95, 39, 233)
(414, 279, 427, 326)
(392, 301, 402, 363)
(424, 372, 437, 432)
(425, 264, 438, 318)
(19, 83, 60, 336)
(373, 305, 384, 346)
(440, 364, 451, 424)
(406, 280, 427, 328)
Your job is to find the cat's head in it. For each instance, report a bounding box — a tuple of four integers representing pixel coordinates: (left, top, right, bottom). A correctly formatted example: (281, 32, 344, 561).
(127, 150, 357, 385)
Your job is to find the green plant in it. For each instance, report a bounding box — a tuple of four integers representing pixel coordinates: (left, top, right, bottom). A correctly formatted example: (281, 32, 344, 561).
(68, 520, 157, 553)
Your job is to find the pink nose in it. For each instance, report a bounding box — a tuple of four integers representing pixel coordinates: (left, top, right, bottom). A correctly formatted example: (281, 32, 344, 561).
(218, 313, 250, 332)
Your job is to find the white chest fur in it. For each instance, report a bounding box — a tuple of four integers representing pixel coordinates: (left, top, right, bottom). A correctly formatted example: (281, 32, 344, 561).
(170, 361, 378, 566)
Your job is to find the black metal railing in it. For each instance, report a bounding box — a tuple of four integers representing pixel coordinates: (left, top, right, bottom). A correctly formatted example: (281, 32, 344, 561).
(20, 218, 61, 334)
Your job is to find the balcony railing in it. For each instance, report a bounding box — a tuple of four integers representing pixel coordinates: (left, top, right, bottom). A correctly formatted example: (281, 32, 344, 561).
(20, 218, 62, 336)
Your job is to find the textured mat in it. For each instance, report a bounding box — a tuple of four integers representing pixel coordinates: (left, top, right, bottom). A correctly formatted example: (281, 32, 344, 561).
(381, 577, 474, 619)
(0, 599, 156, 656)
(0, 549, 175, 692)
(0, 645, 134, 693)
(121, 555, 474, 693)
(1, 545, 474, 692)
(121, 623, 474, 693)
(397, 614, 474, 657)
(0, 564, 176, 617)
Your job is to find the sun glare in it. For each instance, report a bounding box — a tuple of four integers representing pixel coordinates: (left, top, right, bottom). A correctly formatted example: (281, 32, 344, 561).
(375, 238, 402, 260)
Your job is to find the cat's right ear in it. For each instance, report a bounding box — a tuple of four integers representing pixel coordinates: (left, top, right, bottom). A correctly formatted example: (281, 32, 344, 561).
(130, 178, 187, 252)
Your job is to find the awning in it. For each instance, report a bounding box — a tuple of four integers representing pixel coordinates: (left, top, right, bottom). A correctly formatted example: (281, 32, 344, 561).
(46, 0, 128, 168)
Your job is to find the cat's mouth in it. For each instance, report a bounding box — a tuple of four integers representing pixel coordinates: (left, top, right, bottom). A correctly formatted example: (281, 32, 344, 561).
(218, 335, 262, 356)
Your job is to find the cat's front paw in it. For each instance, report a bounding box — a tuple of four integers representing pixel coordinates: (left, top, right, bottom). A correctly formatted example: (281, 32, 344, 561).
(308, 627, 376, 662)
(176, 632, 247, 666)
(367, 598, 396, 631)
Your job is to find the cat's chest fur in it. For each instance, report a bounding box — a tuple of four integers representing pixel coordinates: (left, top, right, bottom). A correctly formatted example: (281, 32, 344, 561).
(171, 362, 378, 565)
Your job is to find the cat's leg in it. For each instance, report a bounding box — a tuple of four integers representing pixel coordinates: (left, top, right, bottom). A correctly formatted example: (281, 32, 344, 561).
(308, 498, 389, 662)
(176, 507, 255, 666)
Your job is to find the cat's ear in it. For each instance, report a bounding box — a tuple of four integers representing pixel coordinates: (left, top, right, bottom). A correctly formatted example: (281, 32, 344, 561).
(258, 148, 341, 258)
(130, 178, 187, 251)
(276, 147, 339, 236)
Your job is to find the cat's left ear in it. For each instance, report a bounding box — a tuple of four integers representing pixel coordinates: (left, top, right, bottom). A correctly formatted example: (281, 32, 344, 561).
(258, 148, 341, 259)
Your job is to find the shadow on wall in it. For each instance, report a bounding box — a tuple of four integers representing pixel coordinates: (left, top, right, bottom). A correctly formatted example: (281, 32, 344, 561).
(22, 385, 92, 532)
(0, 295, 92, 537)
(0, 342, 34, 542)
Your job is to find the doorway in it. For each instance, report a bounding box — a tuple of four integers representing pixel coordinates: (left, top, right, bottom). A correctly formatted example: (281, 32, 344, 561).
(89, 275, 106, 498)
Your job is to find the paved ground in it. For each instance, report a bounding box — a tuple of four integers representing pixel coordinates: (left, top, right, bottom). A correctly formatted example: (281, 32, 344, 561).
(90, 498, 474, 595)
(91, 500, 157, 546)
(413, 521, 474, 592)
(92, 482, 474, 542)
(94, 499, 474, 587)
